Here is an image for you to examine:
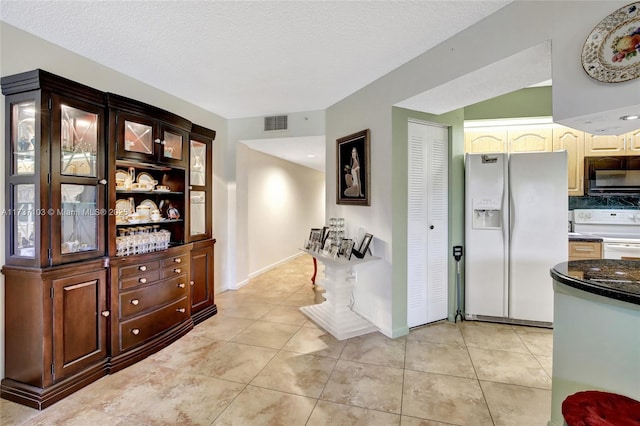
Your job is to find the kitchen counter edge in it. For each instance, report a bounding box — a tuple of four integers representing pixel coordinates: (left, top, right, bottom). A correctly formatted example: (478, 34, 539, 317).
(550, 260, 640, 306)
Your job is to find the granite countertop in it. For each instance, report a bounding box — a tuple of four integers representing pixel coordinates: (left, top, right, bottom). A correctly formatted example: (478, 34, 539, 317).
(568, 233, 603, 242)
(551, 260, 640, 305)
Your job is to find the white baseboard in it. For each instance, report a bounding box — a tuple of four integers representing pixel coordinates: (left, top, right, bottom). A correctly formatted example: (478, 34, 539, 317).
(247, 252, 305, 279)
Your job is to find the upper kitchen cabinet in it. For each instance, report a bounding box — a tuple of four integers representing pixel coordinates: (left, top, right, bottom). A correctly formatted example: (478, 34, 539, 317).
(584, 133, 626, 156)
(553, 125, 585, 196)
(508, 128, 553, 153)
(107, 93, 189, 168)
(626, 128, 640, 155)
(464, 125, 553, 154)
(1, 69, 107, 267)
(464, 128, 507, 154)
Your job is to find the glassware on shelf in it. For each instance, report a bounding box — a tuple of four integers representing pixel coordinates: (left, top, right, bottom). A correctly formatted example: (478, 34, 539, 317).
(114, 226, 171, 257)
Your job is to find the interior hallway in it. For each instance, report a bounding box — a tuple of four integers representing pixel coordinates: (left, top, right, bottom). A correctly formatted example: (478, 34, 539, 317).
(2, 254, 553, 425)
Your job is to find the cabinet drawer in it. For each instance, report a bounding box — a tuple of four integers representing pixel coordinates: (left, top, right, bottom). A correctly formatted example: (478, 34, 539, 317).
(120, 261, 160, 278)
(120, 269, 161, 290)
(161, 264, 188, 279)
(119, 275, 189, 318)
(569, 241, 601, 259)
(119, 297, 190, 351)
(161, 254, 188, 268)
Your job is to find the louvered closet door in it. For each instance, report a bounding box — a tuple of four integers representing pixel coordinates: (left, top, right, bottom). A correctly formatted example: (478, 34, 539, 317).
(407, 120, 448, 327)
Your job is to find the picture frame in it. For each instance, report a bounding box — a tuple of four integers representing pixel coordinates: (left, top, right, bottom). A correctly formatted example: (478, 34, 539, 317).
(352, 233, 373, 259)
(308, 228, 323, 250)
(336, 129, 370, 206)
(341, 238, 355, 260)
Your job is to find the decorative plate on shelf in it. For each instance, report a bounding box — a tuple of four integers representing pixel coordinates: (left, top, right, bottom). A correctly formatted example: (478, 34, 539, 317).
(137, 172, 155, 184)
(115, 169, 129, 182)
(139, 199, 158, 210)
(582, 2, 640, 83)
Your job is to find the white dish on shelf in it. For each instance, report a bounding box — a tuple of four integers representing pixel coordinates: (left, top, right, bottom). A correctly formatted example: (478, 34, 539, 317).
(154, 189, 171, 193)
(115, 169, 129, 182)
(139, 199, 158, 210)
(137, 172, 155, 184)
(115, 199, 131, 215)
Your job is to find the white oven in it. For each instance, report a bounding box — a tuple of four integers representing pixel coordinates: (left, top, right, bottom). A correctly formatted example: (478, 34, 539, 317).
(573, 209, 640, 260)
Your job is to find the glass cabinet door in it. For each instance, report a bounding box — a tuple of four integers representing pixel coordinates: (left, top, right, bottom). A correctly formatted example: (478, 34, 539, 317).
(163, 129, 183, 161)
(124, 120, 154, 155)
(159, 124, 187, 166)
(13, 184, 36, 258)
(61, 105, 98, 177)
(190, 190, 206, 236)
(190, 140, 206, 186)
(12, 100, 36, 176)
(50, 95, 106, 265)
(60, 184, 99, 254)
(188, 135, 212, 241)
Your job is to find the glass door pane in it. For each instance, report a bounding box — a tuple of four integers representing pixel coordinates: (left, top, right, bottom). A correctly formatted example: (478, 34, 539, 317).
(61, 184, 98, 254)
(163, 130, 183, 160)
(12, 101, 36, 175)
(14, 184, 36, 258)
(190, 191, 206, 236)
(61, 105, 98, 177)
(190, 140, 206, 186)
(124, 120, 153, 155)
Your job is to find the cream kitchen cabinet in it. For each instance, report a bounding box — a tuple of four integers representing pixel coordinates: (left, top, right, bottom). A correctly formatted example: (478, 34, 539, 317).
(508, 128, 553, 153)
(568, 241, 602, 261)
(464, 126, 553, 154)
(553, 126, 585, 196)
(625, 128, 640, 155)
(464, 128, 507, 153)
(584, 133, 626, 156)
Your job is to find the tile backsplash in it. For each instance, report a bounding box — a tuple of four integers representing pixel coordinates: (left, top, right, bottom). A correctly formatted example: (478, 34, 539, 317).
(569, 195, 640, 210)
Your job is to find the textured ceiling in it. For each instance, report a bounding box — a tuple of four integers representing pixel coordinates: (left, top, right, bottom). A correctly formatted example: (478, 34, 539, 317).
(0, 0, 511, 120)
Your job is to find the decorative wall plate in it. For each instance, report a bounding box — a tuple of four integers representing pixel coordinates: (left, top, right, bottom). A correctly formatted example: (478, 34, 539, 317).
(582, 2, 640, 83)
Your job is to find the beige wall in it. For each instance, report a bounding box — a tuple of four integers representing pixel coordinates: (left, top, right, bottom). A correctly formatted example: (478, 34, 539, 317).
(244, 148, 325, 278)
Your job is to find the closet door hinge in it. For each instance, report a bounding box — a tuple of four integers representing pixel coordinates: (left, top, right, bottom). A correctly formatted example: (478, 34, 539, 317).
(50, 287, 54, 299)
(48, 98, 52, 110)
(50, 363, 55, 377)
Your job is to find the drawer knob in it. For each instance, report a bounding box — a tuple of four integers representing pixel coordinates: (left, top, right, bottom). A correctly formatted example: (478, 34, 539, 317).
(101, 310, 110, 317)
(173, 258, 182, 263)
(139, 277, 147, 284)
(139, 265, 147, 272)
(173, 268, 182, 274)
(131, 328, 140, 335)
(190, 280, 194, 286)
(176, 308, 186, 313)
(177, 283, 185, 288)
(131, 299, 140, 306)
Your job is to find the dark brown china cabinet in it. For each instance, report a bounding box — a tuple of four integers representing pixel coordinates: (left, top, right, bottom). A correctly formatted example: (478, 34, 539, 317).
(1, 69, 218, 409)
(1, 70, 109, 409)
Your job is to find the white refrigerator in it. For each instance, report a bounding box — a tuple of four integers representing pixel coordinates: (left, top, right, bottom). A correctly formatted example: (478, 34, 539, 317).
(464, 151, 567, 324)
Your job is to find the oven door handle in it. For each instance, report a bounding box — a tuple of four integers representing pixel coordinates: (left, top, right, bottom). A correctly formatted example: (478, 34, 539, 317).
(605, 243, 637, 248)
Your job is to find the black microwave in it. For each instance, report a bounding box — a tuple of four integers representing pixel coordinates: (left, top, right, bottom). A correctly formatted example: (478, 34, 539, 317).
(585, 156, 640, 195)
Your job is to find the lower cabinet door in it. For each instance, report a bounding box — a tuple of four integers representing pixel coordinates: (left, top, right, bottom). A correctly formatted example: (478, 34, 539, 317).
(52, 270, 108, 381)
(190, 242, 214, 314)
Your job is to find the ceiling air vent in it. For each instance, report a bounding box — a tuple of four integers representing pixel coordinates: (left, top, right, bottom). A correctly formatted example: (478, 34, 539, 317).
(264, 115, 288, 132)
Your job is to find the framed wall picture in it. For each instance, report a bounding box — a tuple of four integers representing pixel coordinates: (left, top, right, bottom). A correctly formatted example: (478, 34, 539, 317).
(336, 129, 370, 206)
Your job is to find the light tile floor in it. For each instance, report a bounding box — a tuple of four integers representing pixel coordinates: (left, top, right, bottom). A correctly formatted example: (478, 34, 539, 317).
(2, 254, 553, 425)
